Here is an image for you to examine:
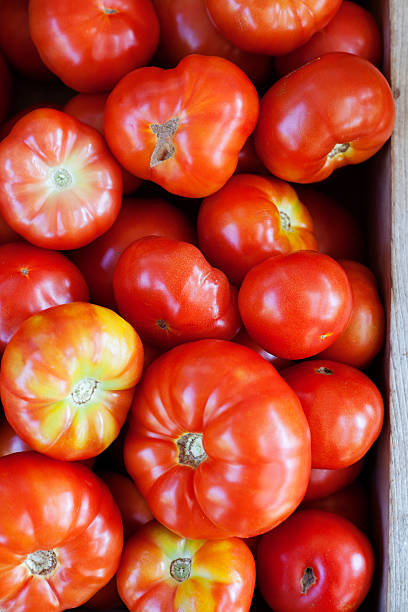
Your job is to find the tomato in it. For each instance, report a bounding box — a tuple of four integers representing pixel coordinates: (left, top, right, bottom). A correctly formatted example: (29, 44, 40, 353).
(117, 520, 255, 612)
(29, 0, 160, 93)
(70, 197, 195, 310)
(303, 460, 364, 502)
(254, 53, 395, 183)
(0, 108, 123, 250)
(238, 251, 353, 360)
(104, 54, 259, 198)
(232, 327, 293, 371)
(205, 0, 342, 55)
(275, 1, 382, 77)
(124, 339, 311, 539)
(0, 452, 123, 612)
(0, 242, 89, 353)
(281, 359, 384, 469)
(317, 260, 385, 368)
(152, 0, 271, 86)
(0, 302, 144, 461)
(197, 174, 317, 286)
(256, 509, 374, 612)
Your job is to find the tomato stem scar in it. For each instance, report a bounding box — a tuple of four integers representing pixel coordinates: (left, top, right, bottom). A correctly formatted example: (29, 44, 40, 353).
(71, 377, 99, 405)
(328, 142, 350, 159)
(53, 167, 73, 190)
(315, 366, 334, 375)
(279, 210, 291, 231)
(25, 549, 58, 576)
(300, 566, 317, 594)
(170, 557, 192, 582)
(177, 432, 207, 468)
(150, 118, 179, 167)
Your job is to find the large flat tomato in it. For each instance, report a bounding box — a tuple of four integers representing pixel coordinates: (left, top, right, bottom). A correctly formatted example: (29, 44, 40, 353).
(104, 54, 259, 198)
(254, 53, 395, 183)
(124, 339, 311, 539)
(0, 452, 123, 612)
(0, 108, 122, 250)
(0, 302, 144, 461)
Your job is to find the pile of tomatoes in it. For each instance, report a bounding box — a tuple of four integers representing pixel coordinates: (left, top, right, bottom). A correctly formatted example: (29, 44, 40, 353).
(0, 1, 395, 611)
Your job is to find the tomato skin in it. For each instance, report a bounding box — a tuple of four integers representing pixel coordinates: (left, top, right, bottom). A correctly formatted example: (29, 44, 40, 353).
(0, 414, 31, 456)
(117, 520, 256, 612)
(0, 302, 144, 461)
(0, 452, 123, 612)
(275, 1, 382, 77)
(29, 0, 160, 93)
(238, 251, 353, 360)
(104, 54, 259, 198)
(113, 237, 241, 348)
(256, 509, 374, 612)
(0, 108, 123, 250)
(281, 359, 384, 469)
(254, 53, 395, 183)
(124, 339, 311, 539)
(303, 460, 364, 502)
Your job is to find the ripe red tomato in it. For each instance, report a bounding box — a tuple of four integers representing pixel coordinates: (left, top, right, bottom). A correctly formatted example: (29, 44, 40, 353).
(0, 452, 123, 611)
(303, 460, 364, 502)
(29, 0, 160, 93)
(254, 53, 395, 183)
(238, 251, 353, 360)
(104, 54, 259, 198)
(113, 237, 241, 348)
(0, 302, 144, 461)
(198, 173, 317, 286)
(257, 509, 374, 612)
(124, 339, 311, 539)
(0, 108, 123, 250)
(117, 520, 256, 612)
(281, 359, 384, 469)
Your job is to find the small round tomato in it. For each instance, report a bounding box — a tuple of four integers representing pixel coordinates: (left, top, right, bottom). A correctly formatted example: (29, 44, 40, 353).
(104, 54, 259, 198)
(238, 251, 353, 360)
(0, 302, 144, 461)
(198, 174, 317, 286)
(0, 108, 123, 250)
(281, 359, 384, 469)
(257, 509, 374, 612)
(117, 521, 256, 612)
(254, 53, 395, 183)
(303, 460, 364, 502)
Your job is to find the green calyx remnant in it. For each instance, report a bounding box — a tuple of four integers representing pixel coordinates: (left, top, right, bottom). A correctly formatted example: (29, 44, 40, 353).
(170, 557, 192, 582)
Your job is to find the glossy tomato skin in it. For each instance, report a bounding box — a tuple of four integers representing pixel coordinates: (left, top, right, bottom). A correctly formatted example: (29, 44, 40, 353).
(113, 237, 241, 348)
(205, 0, 342, 56)
(198, 174, 317, 286)
(238, 251, 353, 360)
(0, 242, 89, 353)
(281, 359, 384, 469)
(256, 509, 374, 612)
(0, 302, 144, 461)
(70, 197, 195, 310)
(0, 452, 123, 612)
(29, 0, 160, 93)
(117, 520, 256, 612)
(124, 339, 311, 539)
(254, 53, 395, 183)
(303, 460, 364, 502)
(104, 54, 259, 198)
(0, 108, 123, 250)
(275, 1, 382, 77)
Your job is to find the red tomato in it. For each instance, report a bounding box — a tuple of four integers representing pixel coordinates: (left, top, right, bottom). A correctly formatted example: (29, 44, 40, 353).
(317, 260, 385, 368)
(0, 242, 89, 353)
(205, 0, 342, 55)
(124, 339, 311, 539)
(303, 460, 364, 502)
(0, 452, 123, 611)
(29, 0, 160, 93)
(113, 237, 241, 348)
(232, 327, 293, 371)
(257, 509, 374, 612)
(0, 108, 123, 250)
(281, 359, 384, 469)
(254, 53, 395, 183)
(70, 197, 195, 310)
(0, 302, 144, 461)
(198, 174, 317, 286)
(275, 1, 382, 77)
(104, 54, 259, 198)
(117, 521, 256, 612)
(238, 251, 353, 360)
(0, 103, 62, 140)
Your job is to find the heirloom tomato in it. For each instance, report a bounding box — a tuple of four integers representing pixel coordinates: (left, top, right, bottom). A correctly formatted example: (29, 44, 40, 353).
(124, 339, 311, 539)
(0, 302, 144, 461)
(104, 54, 259, 198)
(0, 452, 123, 612)
(303, 460, 364, 502)
(254, 53, 395, 183)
